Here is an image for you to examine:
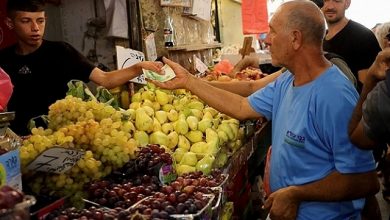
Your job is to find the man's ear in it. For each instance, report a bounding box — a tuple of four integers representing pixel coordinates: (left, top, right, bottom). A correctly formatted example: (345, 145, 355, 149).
(4, 18, 14, 30)
(291, 30, 302, 50)
(345, 0, 351, 9)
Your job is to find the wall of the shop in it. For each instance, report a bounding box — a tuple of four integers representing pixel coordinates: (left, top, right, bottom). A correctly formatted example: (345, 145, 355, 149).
(218, 0, 244, 47)
(45, 0, 117, 71)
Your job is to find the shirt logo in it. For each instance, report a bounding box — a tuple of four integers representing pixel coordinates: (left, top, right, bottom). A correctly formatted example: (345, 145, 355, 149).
(18, 65, 31, 75)
(284, 130, 305, 148)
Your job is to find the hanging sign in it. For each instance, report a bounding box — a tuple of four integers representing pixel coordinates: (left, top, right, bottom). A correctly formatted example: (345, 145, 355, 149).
(116, 46, 147, 84)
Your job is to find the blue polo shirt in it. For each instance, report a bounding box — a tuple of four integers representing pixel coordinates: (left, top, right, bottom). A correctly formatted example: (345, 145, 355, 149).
(248, 65, 375, 220)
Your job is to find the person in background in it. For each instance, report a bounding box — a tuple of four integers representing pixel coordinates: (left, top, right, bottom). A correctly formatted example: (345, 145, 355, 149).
(321, 0, 381, 92)
(152, 1, 379, 219)
(374, 22, 390, 49)
(0, 67, 13, 112)
(0, 0, 161, 135)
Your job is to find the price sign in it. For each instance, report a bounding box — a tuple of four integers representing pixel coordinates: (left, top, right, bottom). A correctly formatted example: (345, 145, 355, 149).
(115, 46, 147, 85)
(194, 56, 209, 74)
(27, 147, 85, 174)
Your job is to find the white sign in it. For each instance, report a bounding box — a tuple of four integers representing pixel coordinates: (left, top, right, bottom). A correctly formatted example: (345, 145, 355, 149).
(145, 33, 158, 62)
(115, 46, 147, 85)
(194, 56, 209, 73)
(27, 147, 85, 174)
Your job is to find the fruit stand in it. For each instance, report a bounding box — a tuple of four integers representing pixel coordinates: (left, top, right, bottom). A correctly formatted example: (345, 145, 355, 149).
(0, 70, 272, 219)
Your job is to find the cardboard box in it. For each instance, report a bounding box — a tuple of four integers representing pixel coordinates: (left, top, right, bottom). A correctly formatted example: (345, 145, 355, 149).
(0, 128, 22, 191)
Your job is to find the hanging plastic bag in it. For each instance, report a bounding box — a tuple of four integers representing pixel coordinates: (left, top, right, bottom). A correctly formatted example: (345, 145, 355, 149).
(242, 0, 269, 34)
(0, 68, 13, 111)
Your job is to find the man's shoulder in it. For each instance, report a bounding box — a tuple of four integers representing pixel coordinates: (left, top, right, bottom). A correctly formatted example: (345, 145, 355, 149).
(346, 20, 377, 38)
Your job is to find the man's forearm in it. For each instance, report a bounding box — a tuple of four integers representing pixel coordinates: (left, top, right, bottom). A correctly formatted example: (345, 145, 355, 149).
(348, 74, 380, 136)
(289, 171, 379, 202)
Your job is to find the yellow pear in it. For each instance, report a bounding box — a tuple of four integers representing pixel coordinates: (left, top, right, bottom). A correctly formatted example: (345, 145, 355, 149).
(155, 90, 169, 105)
(176, 164, 196, 176)
(190, 109, 203, 120)
(162, 104, 174, 112)
(190, 142, 208, 158)
(129, 101, 141, 110)
(186, 116, 198, 131)
(161, 123, 174, 134)
(131, 92, 142, 103)
(167, 131, 179, 149)
(152, 118, 162, 132)
(152, 102, 161, 111)
(150, 131, 169, 146)
(203, 111, 213, 120)
(206, 140, 220, 156)
(217, 130, 228, 144)
(205, 128, 219, 143)
(203, 107, 218, 117)
(186, 101, 204, 111)
(186, 130, 204, 143)
(173, 147, 188, 163)
(167, 109, 179, 122)
(218, 123, 234, 140)
(179, 152, 198, 166)
(123, 108, 136, 121)
(134, 130, 149, 146)
(198, 118, 212, 133)
(141, 90, 155, 101)
(142, 106, 154, 117)
(142, 99, 154, 109)
(175, 117, 189, 135)
(178, 135, 191, 150)
(135, 108, 153, 131)
(155, 111, 168, 124)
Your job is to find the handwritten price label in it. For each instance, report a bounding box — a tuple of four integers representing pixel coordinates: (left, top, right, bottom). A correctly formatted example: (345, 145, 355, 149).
(115, 46, 147, 84)
(27, 147, 85, 174)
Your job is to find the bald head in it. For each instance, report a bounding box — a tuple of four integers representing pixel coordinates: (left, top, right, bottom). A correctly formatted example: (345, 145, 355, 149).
(276, 0, 326, 46)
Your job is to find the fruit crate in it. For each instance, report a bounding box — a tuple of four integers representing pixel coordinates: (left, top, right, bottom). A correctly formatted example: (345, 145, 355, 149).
(210, 187, 222, 220)
(129, 194, 215, 220)
(0, 195, 36, 220)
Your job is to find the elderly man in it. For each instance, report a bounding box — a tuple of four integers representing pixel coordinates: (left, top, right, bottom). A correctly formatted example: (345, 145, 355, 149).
(152, 0, 379, 219)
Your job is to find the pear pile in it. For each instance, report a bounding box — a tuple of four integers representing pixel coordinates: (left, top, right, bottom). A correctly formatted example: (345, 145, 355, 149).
(129, 83, 243, 176)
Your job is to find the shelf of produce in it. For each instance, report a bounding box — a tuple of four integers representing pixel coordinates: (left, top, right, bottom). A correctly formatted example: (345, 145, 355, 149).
(166, 42, 222, 51)
(224, 120, 269, 180)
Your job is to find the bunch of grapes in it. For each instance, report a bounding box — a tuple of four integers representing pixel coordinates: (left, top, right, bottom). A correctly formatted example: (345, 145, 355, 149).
(44, 206, 135, 220)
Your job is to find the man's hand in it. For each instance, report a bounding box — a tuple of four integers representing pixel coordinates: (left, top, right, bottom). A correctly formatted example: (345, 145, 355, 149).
(367, 48, 390, 80)
(150, 57, 193, 90)
(136, 61, 164, 73)
(264, 186, 300, 220)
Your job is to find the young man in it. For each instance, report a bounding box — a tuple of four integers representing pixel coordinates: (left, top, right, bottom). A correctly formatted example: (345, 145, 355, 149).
(152, 1, 379, 219)
(321, 0, 381, 91)
(0, 0, 161, 135)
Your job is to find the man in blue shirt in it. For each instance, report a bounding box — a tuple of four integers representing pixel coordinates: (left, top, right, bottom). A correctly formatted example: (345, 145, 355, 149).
(152, 1, 379, 219)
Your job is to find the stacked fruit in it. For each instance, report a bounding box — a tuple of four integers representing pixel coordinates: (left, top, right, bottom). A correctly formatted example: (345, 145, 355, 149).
(20, 95, 139, 203)
(129, 83, 244, 175)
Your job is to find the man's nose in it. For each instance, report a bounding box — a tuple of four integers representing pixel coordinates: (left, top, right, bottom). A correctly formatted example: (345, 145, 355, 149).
(31, 22, 39, 32)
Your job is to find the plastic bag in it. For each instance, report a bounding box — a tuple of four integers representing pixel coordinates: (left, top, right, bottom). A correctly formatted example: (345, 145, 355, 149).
(0, 68, 13, 111)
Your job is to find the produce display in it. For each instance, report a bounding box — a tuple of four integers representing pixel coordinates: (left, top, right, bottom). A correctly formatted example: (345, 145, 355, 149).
(12, 77, 257, 219)
(0, 186, 35, 220)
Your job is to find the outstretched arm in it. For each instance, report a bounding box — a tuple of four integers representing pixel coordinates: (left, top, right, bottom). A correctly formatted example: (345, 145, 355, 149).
(207, 69, 283, 96)
(89, 61, 163, 89)
(349, 49, 390, 149)
(151, 57, 262, 120)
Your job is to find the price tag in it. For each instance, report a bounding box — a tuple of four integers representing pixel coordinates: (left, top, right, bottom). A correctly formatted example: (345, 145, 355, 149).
(27, 147, 85, 174)
(115, 46, 147, 85)
(194, 56, 209, 74)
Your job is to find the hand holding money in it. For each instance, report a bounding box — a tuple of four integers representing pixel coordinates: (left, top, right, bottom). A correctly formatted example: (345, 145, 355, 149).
(143, 64, 176, 82)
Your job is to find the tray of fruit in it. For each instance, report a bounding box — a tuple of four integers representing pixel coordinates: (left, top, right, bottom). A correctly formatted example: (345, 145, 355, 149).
(0, 186, 36, 220)
(129, 192, 214, 220)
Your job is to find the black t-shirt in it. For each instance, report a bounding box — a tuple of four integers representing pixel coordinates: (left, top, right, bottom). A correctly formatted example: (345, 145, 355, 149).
(0, 40, 95, 135)
(323, 20, 382, 92)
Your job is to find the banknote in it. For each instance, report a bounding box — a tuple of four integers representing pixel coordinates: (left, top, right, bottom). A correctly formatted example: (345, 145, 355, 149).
(142, 64, 176, 82)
